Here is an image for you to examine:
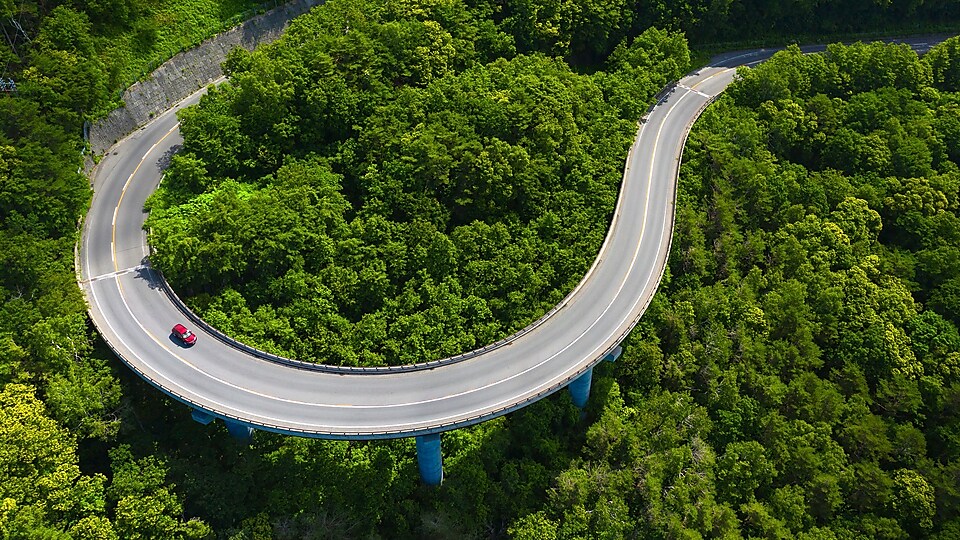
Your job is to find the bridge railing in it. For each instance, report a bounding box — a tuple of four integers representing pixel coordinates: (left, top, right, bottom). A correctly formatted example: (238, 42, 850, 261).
(151, 83, 717, 381)
(98, 309, 624, 439)
(109, 79, 722, 438)
(153, 265, 583, 374)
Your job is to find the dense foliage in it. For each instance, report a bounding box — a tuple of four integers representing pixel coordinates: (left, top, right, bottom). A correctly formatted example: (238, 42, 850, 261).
(511, 39, 960, 538)
(2, 0, 267, 117)
(150, 29, 960, 538)
(0, 0, 267, 536)
(3, 0, 960, 537)
(497, 0, 960, 59)
(145, 0, 689, 366)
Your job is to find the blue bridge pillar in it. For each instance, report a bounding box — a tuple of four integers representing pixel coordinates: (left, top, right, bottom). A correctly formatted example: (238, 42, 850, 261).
(224, 419, 255, 442)
(416, 433, 443, 486)
(191, 408, 254, 442)
(568, 346, 622, 408)
(223, 420, 253, 442)
(568, 368, 594, 408)
(191, 408, 214, 425)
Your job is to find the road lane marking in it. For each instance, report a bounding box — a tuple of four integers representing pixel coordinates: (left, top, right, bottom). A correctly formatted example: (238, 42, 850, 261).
(691, 68, 735, 93)
(111, 123, 179, 272)
(89, 42, 948, 433)
(93, 63, 733, 432)
(98, 81, 712, 428)
(94, 61, 767, 428)
(84, 265, 148, 283)
(677, 83, 709, 97)
(104, 84, 707, 424)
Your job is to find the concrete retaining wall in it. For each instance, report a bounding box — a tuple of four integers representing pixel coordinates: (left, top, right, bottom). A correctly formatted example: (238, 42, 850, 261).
(89, 0, 321, 155)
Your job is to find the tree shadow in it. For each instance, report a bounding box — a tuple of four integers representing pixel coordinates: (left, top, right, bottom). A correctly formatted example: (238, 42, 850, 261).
(157, 144, 182, 173)
(132, 263, 165, 291)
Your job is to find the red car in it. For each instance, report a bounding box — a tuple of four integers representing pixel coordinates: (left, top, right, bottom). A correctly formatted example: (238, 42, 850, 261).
(172, 323, 197, 346)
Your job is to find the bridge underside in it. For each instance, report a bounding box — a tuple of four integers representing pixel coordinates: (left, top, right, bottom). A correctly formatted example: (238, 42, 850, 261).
(188, 346, 623, 485)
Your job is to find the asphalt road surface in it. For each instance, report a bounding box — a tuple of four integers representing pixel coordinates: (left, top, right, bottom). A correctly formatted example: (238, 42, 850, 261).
(79, 37, 945, 439)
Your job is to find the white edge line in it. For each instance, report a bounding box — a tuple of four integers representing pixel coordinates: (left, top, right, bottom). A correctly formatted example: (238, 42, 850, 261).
(94, 68, 726, 431)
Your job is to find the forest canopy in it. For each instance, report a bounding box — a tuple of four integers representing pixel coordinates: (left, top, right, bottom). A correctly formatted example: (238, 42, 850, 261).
(570, 38, 960, 538)
(150, 25, 960, 537)
(1, 0, 960, 536)
(145, 0, 690, 366)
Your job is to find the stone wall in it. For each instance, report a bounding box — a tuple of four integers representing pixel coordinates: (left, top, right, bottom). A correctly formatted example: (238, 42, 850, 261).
(89, 0, 321, 155)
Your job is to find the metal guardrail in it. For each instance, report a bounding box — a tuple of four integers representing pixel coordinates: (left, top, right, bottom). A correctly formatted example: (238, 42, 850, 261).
(93, 314, 621, 439)
(153, 163, 648, 375)
(155, 260, 586, 374)
(80, 73, 723, 438)
(84, 38, 947, 437)
(152, 83, 719, 381)
(149, 80, 696, 377)
(90, 198, 633, 437)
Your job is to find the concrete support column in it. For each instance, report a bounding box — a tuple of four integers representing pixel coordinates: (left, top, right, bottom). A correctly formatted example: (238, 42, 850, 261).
(416, 433, 443, 486)
(191, 408, 254, 441)
(568, 346, 622, 409)
(568, 367, 594, 408)
(224, 419, 255, 442)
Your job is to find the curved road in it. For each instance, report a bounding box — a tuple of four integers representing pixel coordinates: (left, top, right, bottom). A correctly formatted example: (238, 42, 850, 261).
(79, 39, 942, 439)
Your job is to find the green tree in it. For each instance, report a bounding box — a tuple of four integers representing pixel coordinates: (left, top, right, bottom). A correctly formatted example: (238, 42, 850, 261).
(22, 6, 109, 126)
(108, 446, 211, 540)
(926, 36, 960, 91)
(890, 469, 936, 533)
(0, 384, 113, 537)
(716, 441, 777, 505)
(509, 511, 559, 540)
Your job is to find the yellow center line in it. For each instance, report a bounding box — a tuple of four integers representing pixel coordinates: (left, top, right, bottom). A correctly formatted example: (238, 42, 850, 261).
(691, 67, 735, 92)
(111, 123, 180, 272)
